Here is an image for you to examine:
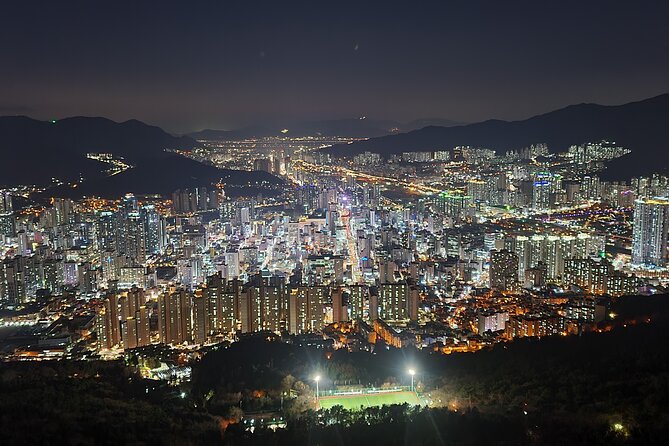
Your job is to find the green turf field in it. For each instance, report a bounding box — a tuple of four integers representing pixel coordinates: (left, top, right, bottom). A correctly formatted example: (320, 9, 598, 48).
(318, 391, 420, 410)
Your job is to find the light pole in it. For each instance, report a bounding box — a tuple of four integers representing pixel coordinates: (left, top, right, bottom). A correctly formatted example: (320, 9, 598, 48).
(408, 369, 416, 392)
(314, 375, 321, 399)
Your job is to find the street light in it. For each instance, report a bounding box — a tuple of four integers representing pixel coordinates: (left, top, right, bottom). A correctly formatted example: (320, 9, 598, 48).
(314, 375, 321, 399)
(408, 369, 416, 392)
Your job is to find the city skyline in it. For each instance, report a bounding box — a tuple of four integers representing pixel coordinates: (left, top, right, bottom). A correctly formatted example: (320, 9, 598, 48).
(2, 2, 669, 444)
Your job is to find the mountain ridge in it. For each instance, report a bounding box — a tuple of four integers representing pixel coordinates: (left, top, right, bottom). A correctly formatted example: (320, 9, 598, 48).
(322, 93, 669, 179)
(0, 115, 282, 197)
(188, 117, 464, 140)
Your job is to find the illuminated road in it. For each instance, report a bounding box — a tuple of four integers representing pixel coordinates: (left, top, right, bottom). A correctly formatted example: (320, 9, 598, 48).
(340, 206, 362, 283)
(293, 160, 441, 195)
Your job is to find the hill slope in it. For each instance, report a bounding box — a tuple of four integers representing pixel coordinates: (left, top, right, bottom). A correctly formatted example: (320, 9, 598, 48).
(0, 116, 282, 196)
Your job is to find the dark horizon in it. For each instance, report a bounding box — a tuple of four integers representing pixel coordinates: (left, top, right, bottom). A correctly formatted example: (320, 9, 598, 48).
(4, 91, 669, 137)
(1, 0, 668, 133)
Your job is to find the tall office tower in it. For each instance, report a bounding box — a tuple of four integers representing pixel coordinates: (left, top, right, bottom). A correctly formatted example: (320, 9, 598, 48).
(288, 286, 327, 334)
(378, 282, 412, 321)
(158, 290, 192, 345)
(346, 285, 368, 320)
(96, 293, 121, 350)
(0, 191, 14, 238)
(532, 180, 551, 211)
(490, 249, 519, 291)
(115, 194, 145, 262)
(117, 210, 146, 264)
(97, 211, 117, 251)
(632, 197, 669, 267)
(142, 205, 164, 255)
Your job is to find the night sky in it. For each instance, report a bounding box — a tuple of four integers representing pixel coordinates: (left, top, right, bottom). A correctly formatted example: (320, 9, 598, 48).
(1, 0, 668, 133)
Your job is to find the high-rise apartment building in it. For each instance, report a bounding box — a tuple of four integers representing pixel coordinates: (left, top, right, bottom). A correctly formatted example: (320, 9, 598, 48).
(490, 249, 519, 291)
(632, 197, 669, 267)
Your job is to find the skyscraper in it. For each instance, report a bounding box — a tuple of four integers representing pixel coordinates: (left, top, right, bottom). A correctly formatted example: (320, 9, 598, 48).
(532, 180, 551, 211)
(632, 197, 669, 267)
(142, 204, 164, 255)
(0, 191, 15, 237)
(97, 211, 117, 251)
(118, 210, 146, 264)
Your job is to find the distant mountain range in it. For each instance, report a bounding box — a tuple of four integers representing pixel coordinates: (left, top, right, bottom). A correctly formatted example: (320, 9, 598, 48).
(5, 93, 667, 197)
(323, 93, 669, 179)
(188, 117, 463, 140)
(0, 116, 282, 198)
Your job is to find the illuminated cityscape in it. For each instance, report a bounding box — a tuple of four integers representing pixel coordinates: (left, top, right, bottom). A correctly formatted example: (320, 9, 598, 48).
(4, 137, 667, 357)
(1, 2, 669, 445)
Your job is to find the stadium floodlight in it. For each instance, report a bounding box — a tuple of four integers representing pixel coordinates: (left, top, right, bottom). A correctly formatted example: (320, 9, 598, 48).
(314, 375, 321, 398)
(408, 369, 416, 391)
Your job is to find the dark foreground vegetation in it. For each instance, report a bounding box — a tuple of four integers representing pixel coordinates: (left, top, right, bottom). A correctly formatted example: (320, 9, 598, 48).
(1, 295, 669, 445)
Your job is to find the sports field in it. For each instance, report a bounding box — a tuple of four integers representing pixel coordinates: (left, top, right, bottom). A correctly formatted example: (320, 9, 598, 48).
(317, 390, 420, 410)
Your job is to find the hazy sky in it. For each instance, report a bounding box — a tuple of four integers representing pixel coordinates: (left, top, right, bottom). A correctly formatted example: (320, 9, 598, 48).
(1, 0, 668, 132)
